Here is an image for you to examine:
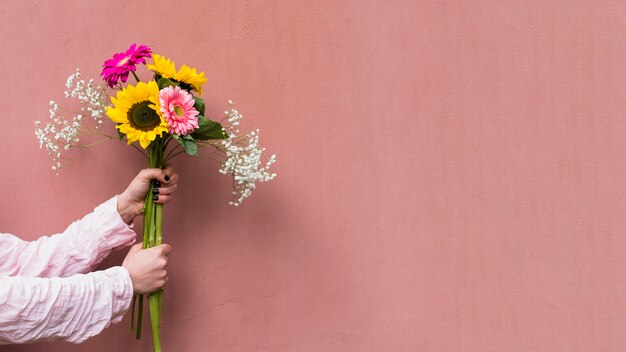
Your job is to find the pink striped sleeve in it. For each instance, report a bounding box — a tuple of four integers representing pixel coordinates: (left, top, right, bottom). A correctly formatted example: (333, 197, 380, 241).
(0, 266, 133, 344)
(0, 196, 137, 277)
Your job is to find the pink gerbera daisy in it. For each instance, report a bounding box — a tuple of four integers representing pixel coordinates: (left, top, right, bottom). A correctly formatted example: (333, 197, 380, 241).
(159, 86, 199, 135)
(101, 43, 152, 88)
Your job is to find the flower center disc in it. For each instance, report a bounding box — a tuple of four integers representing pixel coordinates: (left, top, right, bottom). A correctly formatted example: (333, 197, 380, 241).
(117, 56, 130, 67)
(129, 101, 160, 131)
(173, 105, 184, 117)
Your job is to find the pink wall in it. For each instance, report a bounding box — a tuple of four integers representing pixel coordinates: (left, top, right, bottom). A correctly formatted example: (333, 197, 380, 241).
(2, 0, 626, 351)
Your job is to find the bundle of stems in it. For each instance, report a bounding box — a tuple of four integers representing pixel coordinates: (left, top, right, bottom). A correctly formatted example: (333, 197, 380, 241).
(130, 139, 166, 352)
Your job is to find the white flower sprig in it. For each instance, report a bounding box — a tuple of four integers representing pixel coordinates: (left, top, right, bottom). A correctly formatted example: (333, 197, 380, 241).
(34, 69, 112, 173)
(217, 101, 277, 206)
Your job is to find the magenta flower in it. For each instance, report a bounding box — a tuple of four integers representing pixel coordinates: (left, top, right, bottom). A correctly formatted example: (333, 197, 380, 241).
(101, 43, 152, 88)
(159, 86, 199, 135)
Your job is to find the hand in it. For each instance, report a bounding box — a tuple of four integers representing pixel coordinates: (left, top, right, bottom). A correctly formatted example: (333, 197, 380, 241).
(117, 165, 179, 224)
(122, 243, 171, 294)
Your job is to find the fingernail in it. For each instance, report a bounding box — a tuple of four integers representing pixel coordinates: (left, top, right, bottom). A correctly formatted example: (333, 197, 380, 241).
(153, 195, 159, 201)
(154, 180, 161, 187)
(153, 188, 160, 195)
(164, 175, 170, 182)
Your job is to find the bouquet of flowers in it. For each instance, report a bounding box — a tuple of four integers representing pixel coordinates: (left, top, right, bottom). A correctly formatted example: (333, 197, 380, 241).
(35, 43, 277, 351)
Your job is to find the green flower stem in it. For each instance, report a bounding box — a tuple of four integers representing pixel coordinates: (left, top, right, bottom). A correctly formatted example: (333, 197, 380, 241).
(136, 295, 144, 340)
(155, 202, 163, 324)
(131, 71, 141, 83)
(143, 187, 154, 247)
(148, 293, 162, 352)
(130, 295, 136, 332)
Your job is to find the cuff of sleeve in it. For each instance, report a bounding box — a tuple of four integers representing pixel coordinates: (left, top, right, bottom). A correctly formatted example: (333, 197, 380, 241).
(95, 196, 137, 244)
(88, 196, 137, 261)
(104, 266, 134, 324)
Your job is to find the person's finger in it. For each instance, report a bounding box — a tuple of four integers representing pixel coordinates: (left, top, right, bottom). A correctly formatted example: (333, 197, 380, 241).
(140, 168, 169, 184)
(144, 244, 170, 258)
(153, 194, 172, 204)
(162, 165, 177, 184)
(155, 184, 178, 196)
(164, 172, 178, 186)
(156, 257, 168, 269)
(163, 164, 174, 176)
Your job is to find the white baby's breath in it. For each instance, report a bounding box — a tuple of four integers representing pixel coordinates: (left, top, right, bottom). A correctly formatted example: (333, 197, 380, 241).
(34, 68, 110, 174)
(218, 101, 277, 206)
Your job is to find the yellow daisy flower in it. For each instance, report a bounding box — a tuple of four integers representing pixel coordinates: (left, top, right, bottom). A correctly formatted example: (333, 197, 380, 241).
(106, 81, 168, 148)
(147, 53, 208, 94)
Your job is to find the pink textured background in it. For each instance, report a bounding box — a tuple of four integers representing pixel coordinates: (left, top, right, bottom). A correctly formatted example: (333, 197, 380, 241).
(2, 0, 626, 351)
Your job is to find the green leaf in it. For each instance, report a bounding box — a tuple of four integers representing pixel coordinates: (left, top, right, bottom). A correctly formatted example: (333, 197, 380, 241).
(172, 134, 198, 157)
(157, 77, 179, 90)
(193, 97, 206, 116)
(191, 116, 227, 140)
(116, 124, 125, 141)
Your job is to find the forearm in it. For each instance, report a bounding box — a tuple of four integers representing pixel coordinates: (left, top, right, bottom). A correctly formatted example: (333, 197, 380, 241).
(0, 267, 133, 344)
(0, 196, 137, 278)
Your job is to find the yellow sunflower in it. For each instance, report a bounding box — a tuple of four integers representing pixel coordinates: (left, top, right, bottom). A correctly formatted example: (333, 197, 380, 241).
(106, 81, 168, 148)
(146, 54, 177, 80)
(147, 53, 208, 94)
(175, 64, 208, 94)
